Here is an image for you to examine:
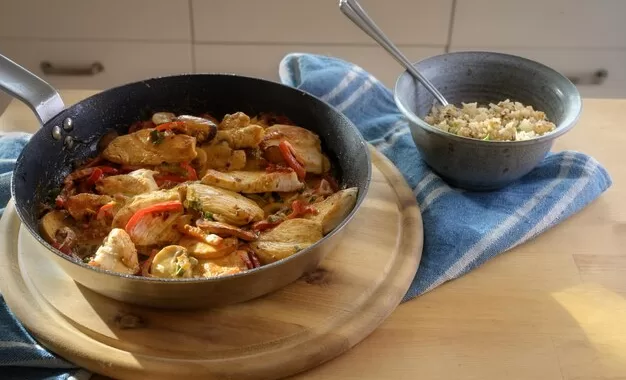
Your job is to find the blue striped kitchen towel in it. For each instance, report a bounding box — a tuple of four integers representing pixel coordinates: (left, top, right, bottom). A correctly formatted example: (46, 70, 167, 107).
(0, 133, 90, 379)
(278, 53, 612, 301)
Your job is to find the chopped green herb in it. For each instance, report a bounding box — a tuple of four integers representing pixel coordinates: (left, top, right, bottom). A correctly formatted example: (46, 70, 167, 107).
(203, 211, 214, 221)
(150, 129, 165, 144)
(186, 199, 203, 212)
(268, 214, 281, 223)
(174, 263, 184, 277)
(309, 196, 317, 203)
(482, 135, 490, 141)
(83, 256, 93, 263)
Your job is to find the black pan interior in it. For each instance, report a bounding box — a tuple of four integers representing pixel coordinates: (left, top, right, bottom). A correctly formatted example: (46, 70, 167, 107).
(11, 74, 371, 255)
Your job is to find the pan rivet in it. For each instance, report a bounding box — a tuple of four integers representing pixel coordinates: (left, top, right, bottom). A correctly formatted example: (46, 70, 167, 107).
(64, 136, 74, 149)
(63, 117, 73, 131)
(52, 125, 62, 140)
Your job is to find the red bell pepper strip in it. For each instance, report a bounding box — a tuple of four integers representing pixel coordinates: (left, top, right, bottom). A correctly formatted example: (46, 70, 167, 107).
(278, 140, 306, 181)
(179, 162, 197, 180)
(125, 201, 184, 235)
(286, 200, 318, 219)
(96, 202, 115, 220)
(85, 168, 103, 187)
(155, 121, 185, 132)
(251, 220, 282, 232)
(154, 174, 188, 187)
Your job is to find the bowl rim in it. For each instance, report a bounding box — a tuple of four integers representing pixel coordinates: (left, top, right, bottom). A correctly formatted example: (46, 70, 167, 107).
(393, 50, 583, 146)
(13, 72, 373, 284)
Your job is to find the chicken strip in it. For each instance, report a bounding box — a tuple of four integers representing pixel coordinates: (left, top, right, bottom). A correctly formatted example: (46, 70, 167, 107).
(199, 141, 246, 172)
(185, 183, 264, 226)
(102, 128, 197, 166)
(65, 193, 112, 220)
(249, 218, 323, 264)
(214, 125, 264, 149)
(305, 188, 358, 234)
(112, 189, 181, 228)
(218, 112, 250, 130)
(178, 236, 238, 259)
(96, 169, 159, 196)
(201, 169, 304, 193)
(193, 250, 250, 278)
(263, 124, 324, 174)
(88, 228, 139, 275)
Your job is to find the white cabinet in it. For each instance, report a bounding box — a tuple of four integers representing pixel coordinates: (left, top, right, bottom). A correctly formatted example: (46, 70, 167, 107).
(450, 0, 626, 49)
(0, 40, 193, 90)
(194, 44, 444, 88)
(449, 47, 626, 98)
(192, 0, 452, 45)
(0, 0, 624, 99)
(0, 0, 191, 41)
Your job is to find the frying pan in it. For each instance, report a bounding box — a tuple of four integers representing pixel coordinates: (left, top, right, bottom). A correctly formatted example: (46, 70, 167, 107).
(0, 54, 371, 309)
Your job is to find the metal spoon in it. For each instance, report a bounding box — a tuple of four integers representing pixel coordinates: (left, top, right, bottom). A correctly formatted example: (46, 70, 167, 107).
(339, 0, 449, 106)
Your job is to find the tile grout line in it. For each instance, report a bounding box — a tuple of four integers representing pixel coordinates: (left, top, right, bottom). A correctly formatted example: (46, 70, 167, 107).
(188, 0, 196, 73)
(445, 0, 457, 53)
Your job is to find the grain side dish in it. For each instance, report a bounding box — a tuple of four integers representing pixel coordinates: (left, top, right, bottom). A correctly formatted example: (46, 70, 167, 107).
(38, 111, 357, 279)
(424, 99, 557, 141)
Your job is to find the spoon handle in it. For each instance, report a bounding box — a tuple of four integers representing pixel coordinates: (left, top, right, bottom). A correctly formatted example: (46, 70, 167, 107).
(339, 0, 449, 106)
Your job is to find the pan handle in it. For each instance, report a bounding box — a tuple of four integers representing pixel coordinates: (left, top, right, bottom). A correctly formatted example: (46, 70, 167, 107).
(0, 54, 65, 125)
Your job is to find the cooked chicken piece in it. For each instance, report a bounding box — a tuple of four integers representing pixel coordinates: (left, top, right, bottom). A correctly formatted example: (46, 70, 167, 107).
(263, 124, 324, 174)
(65, 193, 113, 220)
(305, 188, 358, 234)
(196, 219, 258, 241)
(173, 115, 217, 143)
(151, 113, 217, 143)
(193, 250, 250, 278)
(185, 183, 264, 226)
(88, 228, 139, 275)
(178, 236, 238, 259)
(215, 125, 264, 149)
(102, 128, 197, 166)
(250, 218, 323, 264)
(199, 141, 246, 173)
(180, 224, 223, 245)
(201, 169, 304, 193)
(96, 169, 159, 196)
(150, 245, 198, 279)
(243, 149, 268, 171)
(219, 112, 250, 130)
(126, 208, 183, 246)
(112, 189, 181, 228)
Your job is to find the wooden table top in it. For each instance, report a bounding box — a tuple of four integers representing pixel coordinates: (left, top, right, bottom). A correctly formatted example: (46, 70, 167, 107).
(1, 91, 625, 380)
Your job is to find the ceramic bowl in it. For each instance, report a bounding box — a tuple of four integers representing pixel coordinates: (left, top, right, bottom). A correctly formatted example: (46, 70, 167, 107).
(394, 51, 582, 191)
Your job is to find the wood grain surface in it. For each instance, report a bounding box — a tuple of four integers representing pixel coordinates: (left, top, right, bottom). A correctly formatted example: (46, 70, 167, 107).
(0, 147, 423, 380)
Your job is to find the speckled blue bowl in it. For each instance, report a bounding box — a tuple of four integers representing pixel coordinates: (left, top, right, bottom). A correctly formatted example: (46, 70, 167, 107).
(394, 51, 582, 191)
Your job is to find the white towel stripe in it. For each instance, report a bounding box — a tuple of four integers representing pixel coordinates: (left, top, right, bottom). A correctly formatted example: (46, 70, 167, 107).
(336, 78, 374, 112)
(0, 341, 38, 349)
(509, 157, 599, 249)
(371, 120, 408, 147)
(320, 67, 363, 102)
(377, 129, 410, 152)
(423, 152, 577, 293)
(420, 186, 452, 210)
(413, 173, 438, 197)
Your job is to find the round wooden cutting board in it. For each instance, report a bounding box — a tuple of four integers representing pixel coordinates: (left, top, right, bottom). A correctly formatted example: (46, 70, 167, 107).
(0, 147, 423, 380)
